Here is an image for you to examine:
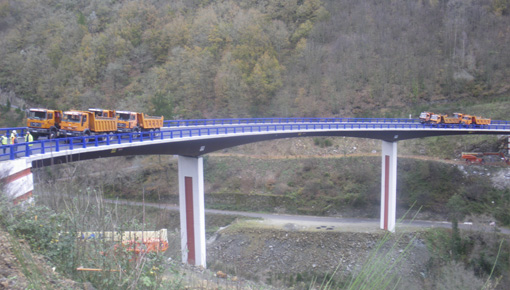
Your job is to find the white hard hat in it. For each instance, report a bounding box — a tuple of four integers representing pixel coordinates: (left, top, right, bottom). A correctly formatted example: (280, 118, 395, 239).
(13, 130, 16, 133)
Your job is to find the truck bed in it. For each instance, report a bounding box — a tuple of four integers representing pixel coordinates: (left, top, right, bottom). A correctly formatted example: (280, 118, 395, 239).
(90, 116, 117, 132)
(137, 113, 164, 130)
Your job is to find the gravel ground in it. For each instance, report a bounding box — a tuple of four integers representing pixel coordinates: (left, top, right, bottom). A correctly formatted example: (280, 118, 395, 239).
(204, 219, 431, 289)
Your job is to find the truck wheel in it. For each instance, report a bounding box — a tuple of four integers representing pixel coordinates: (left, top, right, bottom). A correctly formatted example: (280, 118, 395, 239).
(84, 132, 91, 143)
(32, 134, 39, 141)
(49, 130, 57, 139)
(108, 132, 116, 141)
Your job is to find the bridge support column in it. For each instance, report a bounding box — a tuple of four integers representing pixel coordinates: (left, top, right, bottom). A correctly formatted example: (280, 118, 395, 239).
(178, 155, 206, 267)
(380, 141, 397, 232)
(0, 159, 34, 204)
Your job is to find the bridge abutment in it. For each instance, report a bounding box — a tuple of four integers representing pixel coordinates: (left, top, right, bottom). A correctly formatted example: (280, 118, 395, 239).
(381, 141, 397, 232)
(0, 159, 34, 204)
(178, 155, 206, 267)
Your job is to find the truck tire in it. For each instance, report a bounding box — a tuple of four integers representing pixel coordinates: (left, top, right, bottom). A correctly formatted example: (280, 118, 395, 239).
(49, 128, 58, 139)
(84, 131, 91, 143)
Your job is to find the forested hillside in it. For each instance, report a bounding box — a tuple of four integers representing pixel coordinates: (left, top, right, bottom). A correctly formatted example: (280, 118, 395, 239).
(1, 0, 510, 124)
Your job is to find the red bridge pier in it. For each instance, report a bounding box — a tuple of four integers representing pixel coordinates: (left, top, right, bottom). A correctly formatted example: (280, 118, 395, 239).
(178, 156, 206, 267)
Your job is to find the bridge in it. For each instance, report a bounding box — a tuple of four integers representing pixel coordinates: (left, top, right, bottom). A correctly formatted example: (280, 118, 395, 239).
(2, 117, 510, 267)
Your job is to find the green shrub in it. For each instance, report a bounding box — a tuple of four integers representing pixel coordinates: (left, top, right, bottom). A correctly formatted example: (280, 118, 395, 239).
(0, 194, 169, 290)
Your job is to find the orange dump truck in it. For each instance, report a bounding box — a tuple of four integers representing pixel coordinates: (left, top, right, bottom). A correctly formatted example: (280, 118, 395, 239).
(429, 113, 447, 125)
(60, 110, 117, 138)
(443, 113, 464, 124)
(419, 112, 434, 123)
(26, 108, 63, 140)
(461, 115, 491, 125)
(116, 111, 164, 133)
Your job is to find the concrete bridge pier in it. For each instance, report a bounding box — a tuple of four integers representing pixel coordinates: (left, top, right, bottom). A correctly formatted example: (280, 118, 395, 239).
(0, 159, 34, 204)
(178, 155, 206, 267)
(381, 141, 397, 232)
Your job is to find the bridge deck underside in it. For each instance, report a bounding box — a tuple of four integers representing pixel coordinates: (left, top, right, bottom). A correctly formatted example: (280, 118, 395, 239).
(30, 129, 502, 168)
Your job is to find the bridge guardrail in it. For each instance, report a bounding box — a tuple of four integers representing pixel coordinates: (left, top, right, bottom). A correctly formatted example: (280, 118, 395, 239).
(4, 117, 510, 132)
(163, 117, 423, 127)
(2, 120, 510, 161)
(0, 127, 28, 136)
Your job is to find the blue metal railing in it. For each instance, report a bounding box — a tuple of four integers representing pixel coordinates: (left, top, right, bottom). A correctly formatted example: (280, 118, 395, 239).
(4, 117, 510, 132)
(163, 117, 423, 127)
(0, 127, 28, 136)
(2, 118, 510, 161)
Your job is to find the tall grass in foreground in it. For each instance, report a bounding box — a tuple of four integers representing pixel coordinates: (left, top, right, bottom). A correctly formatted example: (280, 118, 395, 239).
(0, 186, 179, 289)
(482, 239, 504, 290)
(301, 206, 420, 290)
(308, 207, 506, 290)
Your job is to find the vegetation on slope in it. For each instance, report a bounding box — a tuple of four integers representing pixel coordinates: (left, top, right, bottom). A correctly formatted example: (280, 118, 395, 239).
(0, 192, 174, 289)
(1, 0, 510, 121)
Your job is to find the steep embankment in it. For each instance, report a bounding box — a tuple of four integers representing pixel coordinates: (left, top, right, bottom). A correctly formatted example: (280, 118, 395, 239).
(0, 228, 84, 290)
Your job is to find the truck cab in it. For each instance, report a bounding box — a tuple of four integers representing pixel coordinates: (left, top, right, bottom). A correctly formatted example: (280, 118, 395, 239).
(60, 110, 118, 138)
(26, 108, 62, 139)
(60, 111, 90, 137)
(419, 112, 433, 123)
(116, 111, 139, 133)
(461, 115, 474, 125)
(429, 114, 446, 125)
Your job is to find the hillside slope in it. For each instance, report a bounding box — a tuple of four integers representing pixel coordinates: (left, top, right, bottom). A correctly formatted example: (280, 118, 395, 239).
(1, 0, 510, 122)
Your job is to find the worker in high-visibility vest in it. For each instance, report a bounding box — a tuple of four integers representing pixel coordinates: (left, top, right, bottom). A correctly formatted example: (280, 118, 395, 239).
(25, 131, 33, 155)
(1, 133, 8, 154)
(10, 130, 18, 157)
(10, 130, 18, 144)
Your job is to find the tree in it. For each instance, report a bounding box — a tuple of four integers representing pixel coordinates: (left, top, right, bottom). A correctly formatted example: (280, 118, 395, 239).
(447, 194, 467, 260)
(214, 51, 249, 117)
(247, 51, 283, 115)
